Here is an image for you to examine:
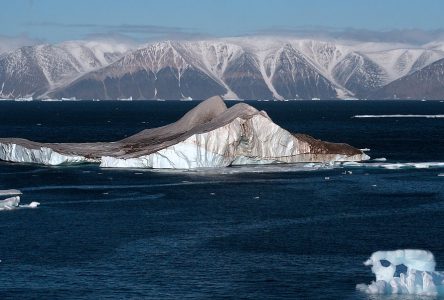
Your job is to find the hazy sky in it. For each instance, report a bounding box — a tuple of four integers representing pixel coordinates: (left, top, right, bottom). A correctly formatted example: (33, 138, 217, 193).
(2, 0, 444, 44)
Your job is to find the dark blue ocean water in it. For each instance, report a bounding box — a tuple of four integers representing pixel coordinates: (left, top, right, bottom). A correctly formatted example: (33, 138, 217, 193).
(0, 100, 443, 299)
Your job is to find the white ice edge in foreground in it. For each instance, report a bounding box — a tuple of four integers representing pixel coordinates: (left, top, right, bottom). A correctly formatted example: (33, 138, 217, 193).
(357, 249, 444, 296)
(353, 114, 444, 118)
(343, 161, 444, 169)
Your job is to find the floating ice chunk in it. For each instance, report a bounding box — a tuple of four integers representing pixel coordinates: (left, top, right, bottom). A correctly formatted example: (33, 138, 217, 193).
(0, 196, 20, 210)
(343, 161, 444, 169)
(357, 249, 444, 296)
(360, 148, 371, 152)
(0, 189, 22, 196)
(373, 157, 387, 161)
(353, 114, 444, 118)
(19, 201, 40, 208)
(0, 196, 40, 211)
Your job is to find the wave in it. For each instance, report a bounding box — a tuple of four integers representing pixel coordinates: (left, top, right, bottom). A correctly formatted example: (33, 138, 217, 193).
(353, 114, 444, 118)
(47, 194, 164, 205)
(357, 249, 444, 296)
(20, 182, 227, 192)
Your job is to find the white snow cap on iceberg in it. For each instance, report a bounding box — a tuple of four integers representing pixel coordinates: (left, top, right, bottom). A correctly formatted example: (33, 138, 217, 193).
(357, 249, 444, 296)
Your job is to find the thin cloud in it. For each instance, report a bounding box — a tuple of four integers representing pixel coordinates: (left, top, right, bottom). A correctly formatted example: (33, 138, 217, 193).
(253, 27, 444, 45)
(0, 34, 42, 54)
(26, 21, 211, 42)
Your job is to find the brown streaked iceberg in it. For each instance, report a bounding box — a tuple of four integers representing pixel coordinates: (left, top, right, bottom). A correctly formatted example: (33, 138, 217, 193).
(0, 96, 369, 169)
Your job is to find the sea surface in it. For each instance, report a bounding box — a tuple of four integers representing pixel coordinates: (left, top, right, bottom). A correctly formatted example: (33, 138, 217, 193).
(0, 100, 443, 300)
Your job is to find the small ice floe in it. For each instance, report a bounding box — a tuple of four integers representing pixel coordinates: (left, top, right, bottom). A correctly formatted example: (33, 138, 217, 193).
(360, 148, 371, 152)
(438, 174, 444, 177)
(324, 177, 330, 180)
(210, 193, 215, 196)
(254, 196, 260, 199)
(0, 189, 22, 196)
(353, 114, 444, 118)
(343, 161, 444, 170)
(357, 249, 444, 296)
(0, 191, 40, 211)
(372, 157, 387, 162)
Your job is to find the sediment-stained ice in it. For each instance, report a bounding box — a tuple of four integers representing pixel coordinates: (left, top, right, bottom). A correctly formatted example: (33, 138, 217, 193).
(0, 96, 369, 169)
(357, 249, 444, 296)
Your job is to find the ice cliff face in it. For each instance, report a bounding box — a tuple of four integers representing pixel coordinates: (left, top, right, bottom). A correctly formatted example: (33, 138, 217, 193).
(0, 96, 369, 169)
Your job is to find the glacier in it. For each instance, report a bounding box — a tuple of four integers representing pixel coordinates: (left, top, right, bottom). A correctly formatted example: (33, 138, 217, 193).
(0, 96, 369, 169)
(357, 249, 444, 296)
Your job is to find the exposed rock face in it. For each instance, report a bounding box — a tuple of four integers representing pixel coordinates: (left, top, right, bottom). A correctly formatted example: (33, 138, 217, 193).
(269, 44, 337, 100)
(332, 52, 388, 98)
(50, 42, 228, 100)
(0, 96, 369, 169)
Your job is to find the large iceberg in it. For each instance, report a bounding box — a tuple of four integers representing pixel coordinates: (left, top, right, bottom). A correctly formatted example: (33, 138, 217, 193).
(0, 96, 369, 169)
(357, 249, 444, 296)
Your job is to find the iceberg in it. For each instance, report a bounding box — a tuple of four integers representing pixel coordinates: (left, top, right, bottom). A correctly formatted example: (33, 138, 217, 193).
(0, 96, 369, 169)
(357, 249, 444, 296)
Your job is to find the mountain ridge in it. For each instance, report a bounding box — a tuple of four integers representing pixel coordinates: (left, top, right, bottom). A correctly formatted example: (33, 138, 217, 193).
(1, 37, 444, 100)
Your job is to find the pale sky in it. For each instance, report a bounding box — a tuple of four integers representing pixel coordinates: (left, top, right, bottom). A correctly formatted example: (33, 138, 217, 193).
(2, 0, 444, 44)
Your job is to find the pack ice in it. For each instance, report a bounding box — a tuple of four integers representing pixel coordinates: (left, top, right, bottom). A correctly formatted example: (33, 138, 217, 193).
(0, 96, 369, 169)
(357, 249, 444, 296)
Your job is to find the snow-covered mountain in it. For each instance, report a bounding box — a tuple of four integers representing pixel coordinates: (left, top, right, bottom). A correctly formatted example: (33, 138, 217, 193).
(2, 37, 444, 100)
(369, 57, 444, 100)
(0, 40, 132, 99)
